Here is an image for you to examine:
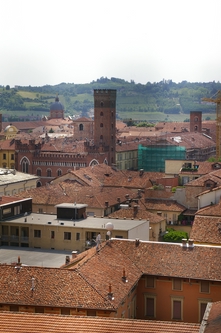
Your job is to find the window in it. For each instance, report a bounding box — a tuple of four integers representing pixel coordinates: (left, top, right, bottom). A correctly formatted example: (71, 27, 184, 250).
(76, 232, 80, 241)
(100, 123, 103, 127)
(11, 154, 14, 160)
(10, 305, 19, 312)
(87, 310, 96, 316)
(146, 276, 155, 288)
(173, 300, 181, 319)
(34, 230, 41, 238)
(200, 281, 210, 293)
(171, 297, 183, 320)
(61, 308, 70, 315)
(21, 158, 29, 173)
(36, 169, 41, 176)
(199, 301, 209, 322)
(3, 154, 6, 160)
(79, 124, 83, 131)
(51, 231, 55, 239)
(145, 296, 156, 318)
(173, 278, 182, 291)
(64, 232, 71, 240)
(100, 111, 103, 116)
(47, 169, 52, 177)
(100, 101, 104, 107)
(57, 169, 62, 176)
(35, 307, 44, 313)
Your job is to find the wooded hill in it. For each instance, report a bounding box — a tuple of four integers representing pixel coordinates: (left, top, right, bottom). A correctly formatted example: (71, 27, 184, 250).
(1, 78, 220, 123)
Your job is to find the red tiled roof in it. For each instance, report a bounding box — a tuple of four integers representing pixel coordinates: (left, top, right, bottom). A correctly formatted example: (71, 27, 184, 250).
(19, 183, 136, 207)
(108, 200, 165, 224)
(202, 301, 221, 333)
(0, 265, 113, 310)
(145, 199, 186, 212)
(0, 312, 201, 333)
(190, 216, 221, 245)
(185, 169, 221, 187)
(52, 164, 163, 190)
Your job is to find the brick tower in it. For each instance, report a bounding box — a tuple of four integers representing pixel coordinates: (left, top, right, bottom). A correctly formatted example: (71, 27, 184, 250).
(93, 89, 117, 165)
(190, 111, 202, 133)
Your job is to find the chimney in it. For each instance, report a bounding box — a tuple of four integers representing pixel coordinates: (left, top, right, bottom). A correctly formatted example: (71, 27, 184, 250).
(122, 268, 128, 283)
(182, 238, 187, 247)
(72, 251, 78, 259)
(188, 239, 194, 249)
(108, 283, 114, 300)
(139, 169, 144, 176)
(135, 238, 140, 247)
(65, 255, 70, 265)
(105, 201, 109, 207)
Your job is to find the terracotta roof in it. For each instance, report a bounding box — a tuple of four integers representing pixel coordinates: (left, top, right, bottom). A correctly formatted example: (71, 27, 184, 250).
(160, 132, 215, 149)
(185, 169, 221, 187)
(154, 120, 216, 138)
(201, 301, 221, 333)
(1, 239, 221, 316)
(52, 164, 163, 190)
(0, 139, 15, 150)
(19, 183, 136, 208)
(0, 265, 113, 310)
(70, 240, 221, 302)
(0, 312, 201, 333)
(0, 196, 29, 205)
(196, 200, 221, 217)
(190, 215, 221, 245)
(108, 200, 165, 224)
(145, 199, 186, 212)
(180, 161, 221, 176)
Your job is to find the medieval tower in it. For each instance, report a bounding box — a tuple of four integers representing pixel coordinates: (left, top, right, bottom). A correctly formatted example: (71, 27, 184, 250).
(93, 89, 117, 165)
(190, 111, 202, 133)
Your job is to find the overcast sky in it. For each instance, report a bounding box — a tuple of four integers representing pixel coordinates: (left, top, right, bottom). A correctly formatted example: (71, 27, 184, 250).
(1, 0, 221, 87)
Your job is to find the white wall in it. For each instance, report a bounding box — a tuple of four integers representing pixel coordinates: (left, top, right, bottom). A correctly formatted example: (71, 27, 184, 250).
(198, 188, 221, 209)
(128, 221, 149, 241)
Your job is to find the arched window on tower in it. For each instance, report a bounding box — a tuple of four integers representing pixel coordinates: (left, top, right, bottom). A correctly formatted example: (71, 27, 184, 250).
(57, 169, 62, 176)
(100, 123, 103, 127)
(36, 169, 41, 176)
(100, 101, 104, 107)
(100, 111, 103, 116)
(194, 117, 198, 122)
(79, 124, 83, 131)
(194, 125, 198, 131)
(21, 158, 29, 174)
(47, 169, 52, 177)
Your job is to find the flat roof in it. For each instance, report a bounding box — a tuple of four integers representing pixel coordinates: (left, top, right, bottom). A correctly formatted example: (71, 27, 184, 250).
(0, 246, 70, 267)
(5, 213, 148, 231)
(55, 203, 88, 209)
(0, 169, 39, 185)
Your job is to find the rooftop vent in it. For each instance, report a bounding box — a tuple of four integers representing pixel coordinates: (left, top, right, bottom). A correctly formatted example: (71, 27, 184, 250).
(47, 222, 52, 224)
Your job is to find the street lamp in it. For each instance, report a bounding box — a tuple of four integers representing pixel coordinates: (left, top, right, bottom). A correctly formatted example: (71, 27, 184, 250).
(106, 222, 114, 240)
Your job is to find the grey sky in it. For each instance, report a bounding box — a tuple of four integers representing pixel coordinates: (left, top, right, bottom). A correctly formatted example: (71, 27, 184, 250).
(1, 0, 220, 87)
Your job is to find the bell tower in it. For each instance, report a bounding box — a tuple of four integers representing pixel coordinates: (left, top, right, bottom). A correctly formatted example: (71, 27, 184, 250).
(94, 89, 117, 165)
(190, 111, 202, 133)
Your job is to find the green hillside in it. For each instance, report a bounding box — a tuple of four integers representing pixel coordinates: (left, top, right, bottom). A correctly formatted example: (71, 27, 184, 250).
(0, 78, 219, 122)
